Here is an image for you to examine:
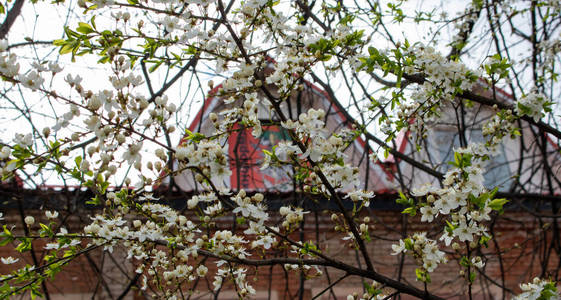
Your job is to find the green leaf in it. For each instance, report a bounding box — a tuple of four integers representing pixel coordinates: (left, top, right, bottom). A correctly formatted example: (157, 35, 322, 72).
(91, 16, 97, 30)
(86, 195, 101, 206)
(184, 129, 206, 142)
(539, 282, 558, 300)
(459, 256, 470, 267)
(469, 272, 476, 283)
(453, 151, 461, 167)
(30, 287, 43, 300)
(39, 223, 53, 238)
(53, 39, 66, 46)
(401, 207, 416, 216)
(363, 281, 375, 295)
(445, 220, 456, 234)
(404, 238, 414, 250)
(148, 60, 163, 73)
(76, 22, 94, 34)
(479, 235, 491, 247)
(488, 198, 509, 211)
(59, 43, 75, 55)
(0, 226, 14, 246)
(74, 156, 82, 167)
(415, 268, 430, 283)
(396, 191, 413, 206)
(397, 191, 407, 204)
(15, 237, 32, 252)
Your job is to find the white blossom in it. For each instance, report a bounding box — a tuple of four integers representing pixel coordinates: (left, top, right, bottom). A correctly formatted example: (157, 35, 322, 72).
(1, 257, 18, 264)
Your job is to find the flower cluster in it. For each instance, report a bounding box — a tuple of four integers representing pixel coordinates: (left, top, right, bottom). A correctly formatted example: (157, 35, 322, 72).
(213, 265, 255, 297)
(346, 281, 389, 300)
(79, 190, 267, 298)
(0, 47, 20, 77)
(319, 163, 360, 192)
(175, 140, 231, 186)
(0, 38, 61, 92)
(413, 152, 495, 240)
(281, 108, 326, 140)
(513, 278, 561, 300)
(515, 90, 552, 122)
(187, 192, 218, 209)
(391, 232, 447, 279)
(276, 108, 362, 194)
(345, 190, 374, 208)
(231, 190, 268, 223)
(395, 45, 481, 138)
(482, 109, 518, 149)
(212, 86, 267, 138)
(279, 205, 308, 229)
(393, 139, 513, 280)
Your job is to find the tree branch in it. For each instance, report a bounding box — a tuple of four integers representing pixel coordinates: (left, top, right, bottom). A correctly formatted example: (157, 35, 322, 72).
(0, 0, 24, 39)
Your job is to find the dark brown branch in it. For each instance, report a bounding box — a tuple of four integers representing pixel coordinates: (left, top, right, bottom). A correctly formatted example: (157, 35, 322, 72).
(401, 73, 561, 141)
(447, 4, 482, 59)
(193, 249, 446, 300)
(295, 0, 329, 31)
(117, 274, 141, 300)
(0, 0, 24, 39)
(308, 72, 445, 180)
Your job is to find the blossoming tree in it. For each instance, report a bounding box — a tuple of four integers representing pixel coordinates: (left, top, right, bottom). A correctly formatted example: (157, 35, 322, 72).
(0, 0, 560, 299)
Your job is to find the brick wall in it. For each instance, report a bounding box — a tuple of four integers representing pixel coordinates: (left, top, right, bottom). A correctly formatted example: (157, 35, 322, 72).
(0, 208, 557, 299)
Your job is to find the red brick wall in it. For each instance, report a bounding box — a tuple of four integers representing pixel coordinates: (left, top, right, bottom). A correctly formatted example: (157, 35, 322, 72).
(0, 209, 557, 299)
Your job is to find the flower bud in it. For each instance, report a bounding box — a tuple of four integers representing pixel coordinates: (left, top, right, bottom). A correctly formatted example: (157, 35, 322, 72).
(279, 206, 290, 216)
(252, 193, 263, 202)
(24, 216, 35, 226)
(116, 133, 126, 144)
(209, 113, 218, 123)
(42, 127, 50, 138)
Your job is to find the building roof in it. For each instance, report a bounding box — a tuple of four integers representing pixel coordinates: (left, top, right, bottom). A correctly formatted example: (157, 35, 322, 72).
(164, 71, 396, 194)
(390, 80, 561, 194)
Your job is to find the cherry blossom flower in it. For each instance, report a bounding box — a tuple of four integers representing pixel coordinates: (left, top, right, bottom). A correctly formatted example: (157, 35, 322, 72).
(1, 257, 18, 264)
